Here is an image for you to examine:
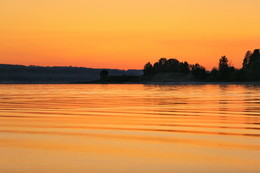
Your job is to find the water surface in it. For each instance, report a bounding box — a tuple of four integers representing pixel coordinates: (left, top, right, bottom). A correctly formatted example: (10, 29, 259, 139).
(0, 84, 259, 173)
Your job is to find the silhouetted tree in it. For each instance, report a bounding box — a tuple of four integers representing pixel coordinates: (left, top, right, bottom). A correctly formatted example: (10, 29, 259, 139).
(158, 58, 167, 73)
(217, 56, 230, 81)
(166, 58, 180, 72)
(216, 56, 238, 81)
(179, 61, 190, 74)
(153, 62, 159, 73)
(143, 62, 154, 75)
(242, 51, 252, 69)
(144, 58, 192, 75)
(219, 56, 229, 71)
(210, 67, 218, 81)
(191, 63, 206, 80)
(154, 58, 167, 73)
(142, 49, 260, 82)
(249, 49, 260, 64)
(248, 49, 260, 80)
(100, 70, 109, 81)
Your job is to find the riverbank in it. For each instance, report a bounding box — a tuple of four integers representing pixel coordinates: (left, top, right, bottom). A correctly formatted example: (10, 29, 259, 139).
(1, 80, 260, 85)
(76, 81, 260, 85)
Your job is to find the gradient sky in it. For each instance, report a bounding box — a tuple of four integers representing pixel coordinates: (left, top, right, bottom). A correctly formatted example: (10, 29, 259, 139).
(0, 0, 260, 70)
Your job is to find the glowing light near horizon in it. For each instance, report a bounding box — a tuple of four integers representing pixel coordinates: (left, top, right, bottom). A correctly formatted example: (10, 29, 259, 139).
(0, 0, 260, 69)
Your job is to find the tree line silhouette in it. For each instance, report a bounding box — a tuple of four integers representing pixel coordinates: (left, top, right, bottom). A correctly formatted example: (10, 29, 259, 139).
(143, 49, 260, 81)
(0, 64, 142, 84)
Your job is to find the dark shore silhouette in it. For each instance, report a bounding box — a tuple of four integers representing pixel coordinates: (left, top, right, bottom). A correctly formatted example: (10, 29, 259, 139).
(91, 49, 260, 84)
(143, 49, 260, 82)
(0, 49, 259, 84)
(0, 64, 142, 84)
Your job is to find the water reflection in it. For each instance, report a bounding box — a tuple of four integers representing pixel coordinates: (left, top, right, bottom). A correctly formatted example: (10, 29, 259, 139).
(0, 84, 260, 173)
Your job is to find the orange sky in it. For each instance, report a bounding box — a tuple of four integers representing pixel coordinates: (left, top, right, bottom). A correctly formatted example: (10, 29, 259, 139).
(0, 0, 260, 70)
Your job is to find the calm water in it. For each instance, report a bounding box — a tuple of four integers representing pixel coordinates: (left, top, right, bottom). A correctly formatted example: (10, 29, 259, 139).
(0, 84, 259, 173)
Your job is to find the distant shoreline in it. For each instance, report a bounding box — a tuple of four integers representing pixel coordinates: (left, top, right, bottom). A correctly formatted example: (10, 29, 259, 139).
(1, 81, 260, 85)
(76, 81, 260, 85)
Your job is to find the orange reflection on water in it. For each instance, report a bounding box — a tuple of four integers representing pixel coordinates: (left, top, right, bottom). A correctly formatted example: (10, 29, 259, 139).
(0, 84, 260, 173)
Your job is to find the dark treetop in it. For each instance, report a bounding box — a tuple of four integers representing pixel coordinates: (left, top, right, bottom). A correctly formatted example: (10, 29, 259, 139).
(143, 49, 260, 82)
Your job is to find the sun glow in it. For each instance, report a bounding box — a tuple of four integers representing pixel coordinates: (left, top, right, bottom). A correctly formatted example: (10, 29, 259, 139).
(0, 0, 260, 69)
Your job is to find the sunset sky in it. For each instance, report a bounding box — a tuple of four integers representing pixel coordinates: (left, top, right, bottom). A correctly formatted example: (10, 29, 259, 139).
(0, 0, 260, 70)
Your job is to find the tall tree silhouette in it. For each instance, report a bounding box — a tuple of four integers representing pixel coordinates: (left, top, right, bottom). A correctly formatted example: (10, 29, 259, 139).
(143, 49, 260, 82)
(242, 51, 252, 69)
(218, 56, 229, 70)
(143, 62, 154, 75)
(217, 56, 232, 81)
(248, 49, 260, 80)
